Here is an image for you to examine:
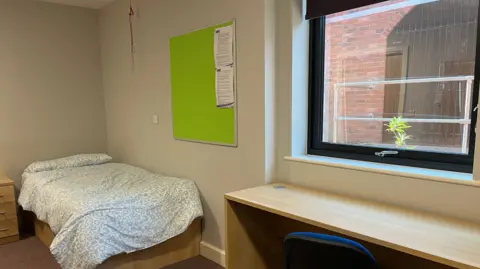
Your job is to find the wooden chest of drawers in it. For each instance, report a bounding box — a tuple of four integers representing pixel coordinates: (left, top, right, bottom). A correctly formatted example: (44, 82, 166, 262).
(0, 177, 18, 244)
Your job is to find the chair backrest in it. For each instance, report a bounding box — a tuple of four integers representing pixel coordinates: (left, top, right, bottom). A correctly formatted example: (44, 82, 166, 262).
(284, 232, 378, 269)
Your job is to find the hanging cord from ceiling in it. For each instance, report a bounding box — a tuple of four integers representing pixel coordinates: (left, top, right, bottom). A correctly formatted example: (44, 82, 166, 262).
(129, 0, 135, 66)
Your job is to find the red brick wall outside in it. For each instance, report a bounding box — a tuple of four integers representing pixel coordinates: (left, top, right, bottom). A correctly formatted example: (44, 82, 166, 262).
(325, 1, 412, 145)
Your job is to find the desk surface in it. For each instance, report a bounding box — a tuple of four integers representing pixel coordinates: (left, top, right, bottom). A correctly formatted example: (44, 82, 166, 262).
(225, 184, 480, 269)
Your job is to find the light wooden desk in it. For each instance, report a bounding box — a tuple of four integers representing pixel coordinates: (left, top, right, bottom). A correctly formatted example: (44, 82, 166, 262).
(225, 184, 480, 269)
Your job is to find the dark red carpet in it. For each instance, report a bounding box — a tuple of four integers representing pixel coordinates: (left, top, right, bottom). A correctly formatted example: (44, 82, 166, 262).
(0, 237, 223, 269)
(0, 237, 61, 269)
(163, 256, 224, 269)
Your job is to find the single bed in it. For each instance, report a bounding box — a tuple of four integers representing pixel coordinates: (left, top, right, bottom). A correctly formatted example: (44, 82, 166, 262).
(18, 154, 204, 269)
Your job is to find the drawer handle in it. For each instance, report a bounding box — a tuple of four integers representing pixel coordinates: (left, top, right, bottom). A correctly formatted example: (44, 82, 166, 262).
(0, 212, 5, 214)
(0, 228, 8, 232)
(0, 194, 4, 197)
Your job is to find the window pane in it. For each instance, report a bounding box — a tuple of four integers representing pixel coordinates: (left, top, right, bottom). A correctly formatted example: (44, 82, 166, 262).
(322, 0, 479, 155)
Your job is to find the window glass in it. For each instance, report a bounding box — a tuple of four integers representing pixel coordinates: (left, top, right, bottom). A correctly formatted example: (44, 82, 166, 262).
(322, 0, 479, 155)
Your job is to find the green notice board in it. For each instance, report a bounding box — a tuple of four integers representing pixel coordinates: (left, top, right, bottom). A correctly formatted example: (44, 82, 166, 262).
(170, 21, 237, 146)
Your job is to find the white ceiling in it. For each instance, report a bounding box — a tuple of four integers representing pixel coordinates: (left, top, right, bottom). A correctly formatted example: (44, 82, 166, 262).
(36, 0, 115, 9)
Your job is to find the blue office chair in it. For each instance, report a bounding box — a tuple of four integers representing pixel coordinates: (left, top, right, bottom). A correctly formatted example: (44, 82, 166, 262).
(284, 232, 378, 269)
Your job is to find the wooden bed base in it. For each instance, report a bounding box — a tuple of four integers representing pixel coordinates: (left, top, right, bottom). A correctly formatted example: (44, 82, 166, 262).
(34, 216, 202, 269)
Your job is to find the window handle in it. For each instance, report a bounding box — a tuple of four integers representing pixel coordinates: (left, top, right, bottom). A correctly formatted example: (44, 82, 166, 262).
(375, 151, 398, 157)
(474, 105, 478, 112)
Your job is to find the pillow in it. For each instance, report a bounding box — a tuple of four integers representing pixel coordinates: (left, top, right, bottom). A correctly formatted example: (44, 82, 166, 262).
(25, 154, 112, 173)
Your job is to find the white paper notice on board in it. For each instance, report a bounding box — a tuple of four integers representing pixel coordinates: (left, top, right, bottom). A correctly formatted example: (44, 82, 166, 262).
(216, 66, 235, 108)
(214, 25, 234, 68)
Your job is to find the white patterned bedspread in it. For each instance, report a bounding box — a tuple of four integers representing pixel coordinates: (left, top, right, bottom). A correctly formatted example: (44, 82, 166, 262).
(18, 163, 203, 269)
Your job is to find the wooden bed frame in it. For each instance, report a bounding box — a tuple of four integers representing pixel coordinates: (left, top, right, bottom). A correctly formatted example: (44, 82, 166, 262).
(33, 216, 202, 269)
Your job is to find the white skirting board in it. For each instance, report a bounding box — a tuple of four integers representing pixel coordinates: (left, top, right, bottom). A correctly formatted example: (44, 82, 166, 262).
(200, 241, 226, 267)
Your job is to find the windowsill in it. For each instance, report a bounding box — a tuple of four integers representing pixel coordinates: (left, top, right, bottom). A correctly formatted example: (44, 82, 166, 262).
(284, 155, 480, 188)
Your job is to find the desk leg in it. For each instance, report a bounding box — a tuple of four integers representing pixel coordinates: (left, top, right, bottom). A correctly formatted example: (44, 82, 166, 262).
(225, 199, 259, 269)
(226, 199, 280, 269)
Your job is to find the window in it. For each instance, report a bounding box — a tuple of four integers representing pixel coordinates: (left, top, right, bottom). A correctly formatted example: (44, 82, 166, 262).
(308, 0, 480, 173)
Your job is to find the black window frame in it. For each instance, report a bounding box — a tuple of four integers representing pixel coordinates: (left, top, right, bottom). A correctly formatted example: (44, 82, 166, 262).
(308, 5, 480, 173)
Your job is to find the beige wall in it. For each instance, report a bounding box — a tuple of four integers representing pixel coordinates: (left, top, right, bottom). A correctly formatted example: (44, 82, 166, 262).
(0, 0, 107, 186)
(275, 0, 480, 224)
(99, 0, 271, 249)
